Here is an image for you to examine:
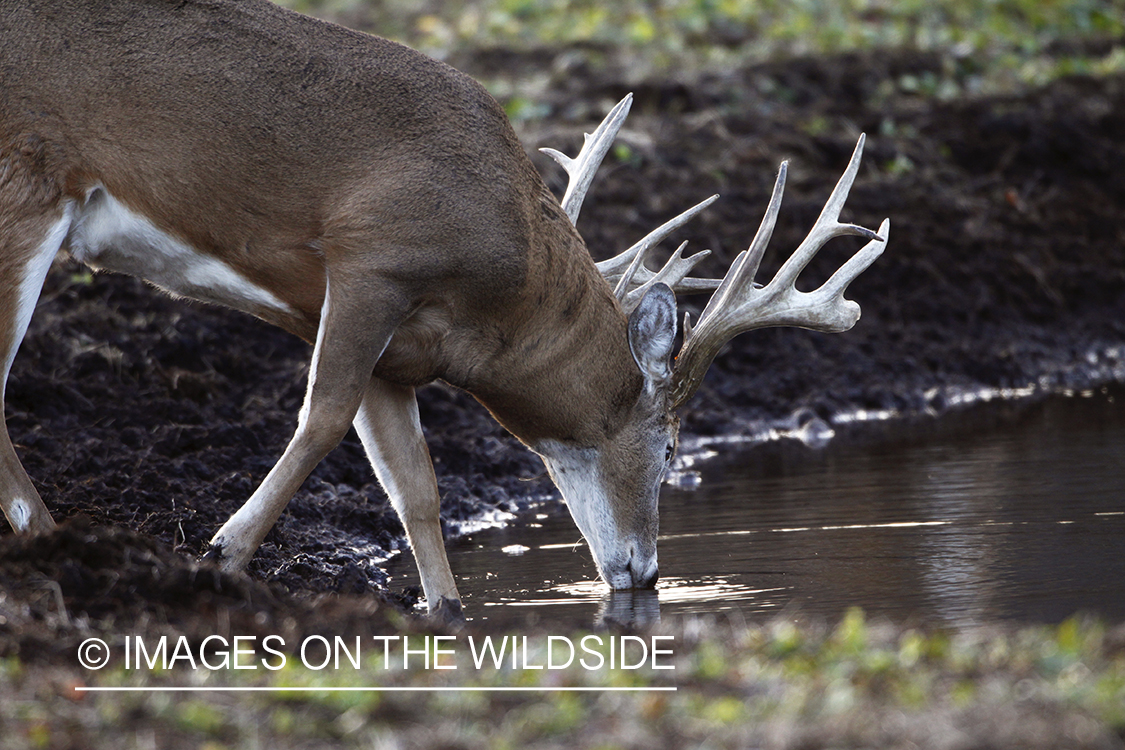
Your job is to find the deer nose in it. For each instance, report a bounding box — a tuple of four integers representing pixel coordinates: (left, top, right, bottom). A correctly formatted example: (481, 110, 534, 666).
(628, 556, 659, 589)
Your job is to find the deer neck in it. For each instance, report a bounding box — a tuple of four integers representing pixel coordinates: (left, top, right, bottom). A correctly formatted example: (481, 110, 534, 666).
(462, 200, 644, 449)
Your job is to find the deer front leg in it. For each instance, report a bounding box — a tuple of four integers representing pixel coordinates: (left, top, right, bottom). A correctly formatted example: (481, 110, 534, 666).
(353, 378, 462, 621)
(1, 183, 75, 535)
(205, 273, 407, 571)
(0, 426, 53, 534)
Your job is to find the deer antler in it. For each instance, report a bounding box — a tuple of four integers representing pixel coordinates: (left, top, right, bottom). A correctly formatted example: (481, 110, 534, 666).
(669, 135, 889, 408)
(541, 95, 721, 302)
(542, 99, 887, 394)
(602, 195, 721, 308)
(540, 94, 633, 224)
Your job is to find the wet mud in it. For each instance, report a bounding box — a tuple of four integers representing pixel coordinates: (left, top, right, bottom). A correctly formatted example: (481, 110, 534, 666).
(3, 50, 1125, 654)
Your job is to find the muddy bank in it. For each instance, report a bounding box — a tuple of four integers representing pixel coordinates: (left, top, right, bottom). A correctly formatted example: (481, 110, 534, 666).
(0, 516, 418, 663)
(2, 51, 1124, 631)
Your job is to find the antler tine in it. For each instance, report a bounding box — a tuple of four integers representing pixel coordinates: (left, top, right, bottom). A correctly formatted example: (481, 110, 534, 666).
(613, 235, 656, 301)
(597, 194, 721, 296)
(540, 97, 723, 296)
(618, 242, 713, 313)
(670, 135, 888, 409)
(769, 135, 882, 292)
(540, 94, 633, 224)
(696, 162, 787, 325)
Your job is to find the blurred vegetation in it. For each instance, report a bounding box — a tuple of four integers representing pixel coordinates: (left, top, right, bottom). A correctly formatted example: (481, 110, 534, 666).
(280, 0, 1125, 99)
(5, 611, 1124, 748)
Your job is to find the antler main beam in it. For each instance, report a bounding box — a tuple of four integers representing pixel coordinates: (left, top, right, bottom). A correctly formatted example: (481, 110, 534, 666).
(670, 135, 889, 408)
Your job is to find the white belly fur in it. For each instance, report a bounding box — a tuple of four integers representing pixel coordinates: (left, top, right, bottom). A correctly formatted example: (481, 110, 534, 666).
(65, 187, 293, 317)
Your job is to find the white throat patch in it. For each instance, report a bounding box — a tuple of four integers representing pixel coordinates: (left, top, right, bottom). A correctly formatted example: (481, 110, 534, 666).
(535, 440, 631, 588)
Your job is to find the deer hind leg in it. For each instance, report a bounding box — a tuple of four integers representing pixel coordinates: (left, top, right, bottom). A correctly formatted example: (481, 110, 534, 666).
(0, 174, 74, 534)
(205, 270, 409, 572)
(353, 377, 461, 620)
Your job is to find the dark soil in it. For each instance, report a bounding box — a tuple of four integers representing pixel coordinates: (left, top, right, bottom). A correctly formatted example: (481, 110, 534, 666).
(3, 49, 1125, 656)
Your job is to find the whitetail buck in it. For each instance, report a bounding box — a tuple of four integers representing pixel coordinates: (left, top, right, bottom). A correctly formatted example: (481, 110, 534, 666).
(1, 0, 887, 619)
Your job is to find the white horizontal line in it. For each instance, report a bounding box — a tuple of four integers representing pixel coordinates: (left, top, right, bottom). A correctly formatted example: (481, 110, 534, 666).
(75, 686, 677, 693)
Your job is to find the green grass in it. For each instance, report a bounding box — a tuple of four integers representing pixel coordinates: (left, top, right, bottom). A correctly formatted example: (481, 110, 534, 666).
(5, 612, 1124, 748)
(280, 0, 1125, 99)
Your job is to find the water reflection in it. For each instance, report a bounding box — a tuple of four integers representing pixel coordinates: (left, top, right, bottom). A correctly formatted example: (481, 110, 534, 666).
(596, 589, 661, 628)
(387, 387, 1125, 626)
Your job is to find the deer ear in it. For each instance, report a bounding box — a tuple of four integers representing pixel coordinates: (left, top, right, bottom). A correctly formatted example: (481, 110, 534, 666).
(628, 283, 678, 385)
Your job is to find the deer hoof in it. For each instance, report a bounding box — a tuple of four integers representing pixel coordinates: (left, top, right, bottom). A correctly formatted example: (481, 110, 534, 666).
(430, 596, 465, 626)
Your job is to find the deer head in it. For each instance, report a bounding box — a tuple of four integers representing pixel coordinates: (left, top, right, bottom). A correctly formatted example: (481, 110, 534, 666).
(537, 94, 889, 590)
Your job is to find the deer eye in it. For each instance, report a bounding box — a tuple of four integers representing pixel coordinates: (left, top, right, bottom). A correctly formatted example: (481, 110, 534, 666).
(665, 443, 675, 463)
